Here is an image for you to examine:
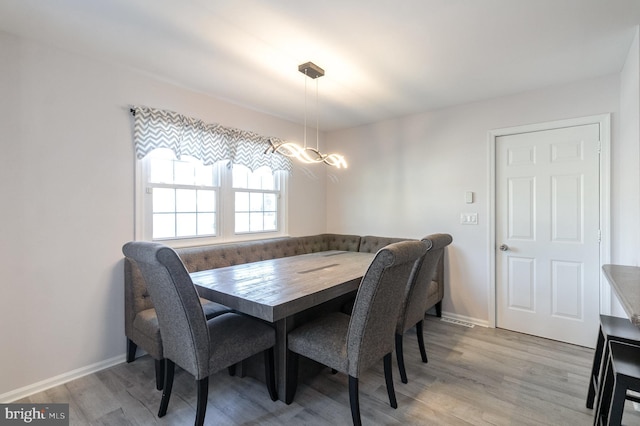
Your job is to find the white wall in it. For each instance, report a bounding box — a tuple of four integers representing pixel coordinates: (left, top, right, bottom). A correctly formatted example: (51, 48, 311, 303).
(326, 74, 622, 323)
(610, 26, 640, 316)
(618, 26, 640, 267)
(0, 31, 325, 399)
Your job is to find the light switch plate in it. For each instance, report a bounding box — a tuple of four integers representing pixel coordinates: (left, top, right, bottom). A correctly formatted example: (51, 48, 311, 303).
(460, 212, 478, 225)
(465, 191, 473, 204)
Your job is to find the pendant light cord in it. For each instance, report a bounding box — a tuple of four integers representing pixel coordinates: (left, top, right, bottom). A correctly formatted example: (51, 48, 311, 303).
(303, 68, 320, 151)
(303, 69, 308, 149)
(315, 77, 319, 151)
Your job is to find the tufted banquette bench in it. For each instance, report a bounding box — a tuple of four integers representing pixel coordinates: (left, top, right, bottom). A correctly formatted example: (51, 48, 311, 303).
(124, 233, 448, 389)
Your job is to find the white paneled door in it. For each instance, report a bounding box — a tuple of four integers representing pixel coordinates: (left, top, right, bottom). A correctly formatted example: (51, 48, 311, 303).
(496, 123, 600, 347)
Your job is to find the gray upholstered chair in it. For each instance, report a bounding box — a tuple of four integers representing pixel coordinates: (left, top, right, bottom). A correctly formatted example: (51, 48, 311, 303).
(124, 258, 231, 390)
(122, 242, 277, 426)
(395, 233, 453, 384)
(285, 240, 428, 426)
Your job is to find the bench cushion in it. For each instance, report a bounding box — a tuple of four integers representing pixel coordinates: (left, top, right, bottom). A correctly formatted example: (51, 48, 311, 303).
(358, 235, 412, 253)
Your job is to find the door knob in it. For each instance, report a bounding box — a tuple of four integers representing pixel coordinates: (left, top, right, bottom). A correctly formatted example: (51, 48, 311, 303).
(499, 244, 509, 251)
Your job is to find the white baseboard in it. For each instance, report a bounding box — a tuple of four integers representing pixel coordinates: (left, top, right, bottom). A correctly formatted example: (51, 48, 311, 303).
(0, 354, 126, 403)
(439, 311, 489, 328)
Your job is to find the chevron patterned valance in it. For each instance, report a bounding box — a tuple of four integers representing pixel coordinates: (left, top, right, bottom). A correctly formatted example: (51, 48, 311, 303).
(131, 106, 292, 173)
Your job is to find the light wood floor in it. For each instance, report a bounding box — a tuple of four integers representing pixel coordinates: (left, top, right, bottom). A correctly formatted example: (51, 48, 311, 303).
(17, 317, 640, 425)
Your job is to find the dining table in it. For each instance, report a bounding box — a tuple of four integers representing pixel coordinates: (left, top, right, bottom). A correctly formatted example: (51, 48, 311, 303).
(602, 264, 640, 326)
(190, 249, 376, 401)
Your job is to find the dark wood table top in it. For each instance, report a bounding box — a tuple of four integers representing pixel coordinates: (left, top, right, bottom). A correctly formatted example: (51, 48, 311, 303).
(603, 264, 640, 327)
(191, 250, 376, 322)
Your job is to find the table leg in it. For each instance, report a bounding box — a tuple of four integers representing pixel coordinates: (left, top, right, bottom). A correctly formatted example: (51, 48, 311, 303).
(274, 317, 289, 402)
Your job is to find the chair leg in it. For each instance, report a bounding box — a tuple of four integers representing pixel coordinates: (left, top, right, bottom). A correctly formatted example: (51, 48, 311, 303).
(195, 377, 209, 426)
(435, 301, 442, 317)
(395, 333, 408, 384)
(586, 326, 605, 408)
(158, 360, 174, 417)
(285, 351, 299, 405)
(349, 375, 362, 426)
(383, 352, 398, 409)
(594, 350, 615, 425)
(126, 339, 137, 363)
(154, 359, 165, 391)
(264, 348, 278, 401)
(416, 320, 428, 364)
(607, 378, 627, 426)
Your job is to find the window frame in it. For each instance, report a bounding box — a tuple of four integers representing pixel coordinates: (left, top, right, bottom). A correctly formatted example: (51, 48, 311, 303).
(135, 152, 288, 248)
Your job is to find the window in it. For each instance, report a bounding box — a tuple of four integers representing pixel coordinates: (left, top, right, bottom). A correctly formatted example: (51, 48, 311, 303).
(137, 149, 287, 246)
(233, 165, 279, 233)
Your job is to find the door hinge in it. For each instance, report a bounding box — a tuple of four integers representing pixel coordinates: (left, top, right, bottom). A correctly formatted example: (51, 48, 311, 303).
(597, 229, 601, 243)
(597, 142, 601, 154)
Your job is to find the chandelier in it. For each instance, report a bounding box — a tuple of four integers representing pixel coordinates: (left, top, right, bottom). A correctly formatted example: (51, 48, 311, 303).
(266, 62, 347, 168)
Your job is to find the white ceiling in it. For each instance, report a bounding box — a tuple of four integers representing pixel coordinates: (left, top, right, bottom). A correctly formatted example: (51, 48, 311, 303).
(1, 0, 639, 131)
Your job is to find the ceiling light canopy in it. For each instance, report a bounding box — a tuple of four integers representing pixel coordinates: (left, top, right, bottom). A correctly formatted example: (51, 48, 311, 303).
(266, 62, 347, 168)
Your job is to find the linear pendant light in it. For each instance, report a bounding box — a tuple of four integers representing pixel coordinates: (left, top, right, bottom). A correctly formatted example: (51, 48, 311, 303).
(266, 62, 347, 168)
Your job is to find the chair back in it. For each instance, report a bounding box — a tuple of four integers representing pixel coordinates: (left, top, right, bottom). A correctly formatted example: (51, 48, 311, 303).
(122, 241, 210, 379)
(397, 233, 453, 334)
(346, 240, 427, 377)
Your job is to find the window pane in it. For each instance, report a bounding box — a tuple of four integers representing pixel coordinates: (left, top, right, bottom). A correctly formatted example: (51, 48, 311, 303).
(176, 189, 197, 212)
(174, 161, 195, 185)
(235, 212, 249, 233)
(264, 193, 276, 211)
(248, 171, 262, 189)
(197, 190, 216, 212)
(197, 213, 216, 235)
(232, 165, 249, 189)
(259, 167, 275, 190)
(232, 165, 276, 190)
(195, 164, 217, 186)
(250, 212, 264, 231)
(150, 158, 174, 184)
(250, 192, 263, 211)
(261, 177, 274, 190)
(264, 212, 277, 231)
(251, 167, 275, 190)
(153, 213, 175, 239)
(235, 192, 249, 211)
(153, 188, 175, 213)
(176, 213, 197, 237)
(233, 190, 278, 234)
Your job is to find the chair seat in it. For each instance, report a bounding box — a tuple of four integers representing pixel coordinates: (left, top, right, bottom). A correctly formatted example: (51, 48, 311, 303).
(133, 308, 161, 338)
(201, 298, 232, 319)
(288, 312, 351, 374)
(610, 341, 640, 379)
(206, 313, 276, 375)
(600, 314, 640, 343)
(133, 298, 230, 343)
(426, 280, 438, 298)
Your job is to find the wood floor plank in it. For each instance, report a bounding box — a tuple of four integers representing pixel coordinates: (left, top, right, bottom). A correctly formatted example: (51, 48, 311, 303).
(15, 317, 640, 425)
